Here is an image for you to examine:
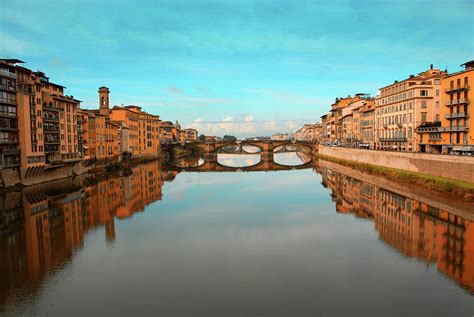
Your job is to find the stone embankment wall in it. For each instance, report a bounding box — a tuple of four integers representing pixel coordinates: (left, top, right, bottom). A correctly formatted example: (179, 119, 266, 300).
(1, 154, 161, 188)
(318, 145, 474, 183)
(318, 160, 474, 220)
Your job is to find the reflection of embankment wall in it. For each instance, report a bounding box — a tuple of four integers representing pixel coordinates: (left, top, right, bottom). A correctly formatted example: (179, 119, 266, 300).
(319, 145, 474, 183)
(318, 159, 474, 220)
(0, 155, 162, 188)
(1, 162, 91, 187)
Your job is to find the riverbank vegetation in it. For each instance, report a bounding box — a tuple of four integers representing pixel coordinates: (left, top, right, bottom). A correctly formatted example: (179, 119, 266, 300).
(316, 153, 474, 200)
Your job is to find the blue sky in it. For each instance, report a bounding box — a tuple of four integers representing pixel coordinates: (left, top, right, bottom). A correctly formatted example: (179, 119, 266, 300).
(1, 0, 473, 137)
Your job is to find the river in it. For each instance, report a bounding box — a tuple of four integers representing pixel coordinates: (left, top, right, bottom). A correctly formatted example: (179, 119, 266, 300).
(0, 153, 473, 316)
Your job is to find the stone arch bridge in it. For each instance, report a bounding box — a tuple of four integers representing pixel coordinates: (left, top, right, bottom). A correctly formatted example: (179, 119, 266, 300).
(162, 140, 319, 172)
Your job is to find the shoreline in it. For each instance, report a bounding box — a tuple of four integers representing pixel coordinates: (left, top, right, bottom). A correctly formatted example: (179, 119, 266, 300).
(315, 153, 474, 201)
(0, 155, 162, 193)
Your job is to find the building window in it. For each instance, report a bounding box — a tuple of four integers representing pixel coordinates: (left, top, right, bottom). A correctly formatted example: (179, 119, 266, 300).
(421, 100, 427, 108)
(435, 114, 440, 122)
(421, 112, 427, 123)
(435, 101, 439, 108)
(420, 90, 428, 97)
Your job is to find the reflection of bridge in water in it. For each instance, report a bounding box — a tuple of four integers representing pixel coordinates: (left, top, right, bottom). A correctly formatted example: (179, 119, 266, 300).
(163, 140, 319, 172)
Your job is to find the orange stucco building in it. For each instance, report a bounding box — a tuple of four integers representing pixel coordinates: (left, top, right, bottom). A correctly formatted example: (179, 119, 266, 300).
(417, 60, 474, 153)
(106, 88, 161, 157)
(0, 59, 81, 181)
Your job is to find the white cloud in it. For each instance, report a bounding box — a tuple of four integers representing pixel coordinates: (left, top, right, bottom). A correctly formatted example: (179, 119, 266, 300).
(186, 116, 310, 137)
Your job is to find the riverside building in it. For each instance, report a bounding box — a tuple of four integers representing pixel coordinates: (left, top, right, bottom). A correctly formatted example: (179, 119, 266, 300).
(0, 59, 80, 181)
(99, 87, 161, 158)
(375, 65, 447, 152)
(417, 61, 474, 154)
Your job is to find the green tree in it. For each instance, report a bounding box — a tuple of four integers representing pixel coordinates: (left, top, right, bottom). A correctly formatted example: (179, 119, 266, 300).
(223, 135, 237, 141)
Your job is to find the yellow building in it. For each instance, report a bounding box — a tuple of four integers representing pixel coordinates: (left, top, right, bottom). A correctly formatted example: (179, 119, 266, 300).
(179, 128, 198, 143)
(109, 105, 161, 158)
(359, 100, 376, 149)
(375, 65, 446, 152)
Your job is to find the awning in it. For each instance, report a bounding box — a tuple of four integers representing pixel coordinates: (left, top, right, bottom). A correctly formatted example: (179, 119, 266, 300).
(460, 146, 474, 152)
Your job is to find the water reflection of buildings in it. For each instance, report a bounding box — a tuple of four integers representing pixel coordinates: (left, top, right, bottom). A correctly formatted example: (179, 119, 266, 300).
(319, 167, 474, 293)
(0, 161, 176, 307)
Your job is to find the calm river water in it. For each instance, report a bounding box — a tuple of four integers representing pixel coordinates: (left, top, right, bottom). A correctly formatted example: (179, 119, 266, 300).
(0, 153, 473, 316)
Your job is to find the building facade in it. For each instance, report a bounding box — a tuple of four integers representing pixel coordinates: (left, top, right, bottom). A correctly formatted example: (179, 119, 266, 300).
(179, 128, 198, 143)
(417, 61, 474, 154)
(376, 66, 446, 152)
(0, 59, 81, 181)
(0, 59, 21, 172)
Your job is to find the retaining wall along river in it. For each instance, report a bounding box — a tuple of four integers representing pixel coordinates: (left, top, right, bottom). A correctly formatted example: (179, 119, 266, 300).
(318, 145, 474, 183)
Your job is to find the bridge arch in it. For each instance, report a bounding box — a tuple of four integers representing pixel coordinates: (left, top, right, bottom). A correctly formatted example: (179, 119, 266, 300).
(214, 141, 264, 153)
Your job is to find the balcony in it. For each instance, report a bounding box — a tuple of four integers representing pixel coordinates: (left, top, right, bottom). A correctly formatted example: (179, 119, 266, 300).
(444, 126, 469, 132)
(0, 97, 17, 105)
(43, 116, 59, 122)
(0, 125, 18, 131)
(1, 148, 20, 156)
(45, 147, 60, 154)
(1, 160, 20, 168)
(379, 137, 407, 142)
(446, 112, 468, 119)
(0, 111, 17, 118)
(445, 84, 470, 93)
(0, 138, 19, 144)
(44, 139, 60, 145)
(0, 69, 17, 79)
(43, 104, 61, 112)
(44, 127, 60, 133)
(445, 98, 469, 106)
(416, 126, 468, 133)
(0, 84, 16, 92)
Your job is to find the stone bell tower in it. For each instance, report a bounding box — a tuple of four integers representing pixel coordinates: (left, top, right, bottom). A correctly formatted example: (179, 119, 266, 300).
(98, 86, 110, 116)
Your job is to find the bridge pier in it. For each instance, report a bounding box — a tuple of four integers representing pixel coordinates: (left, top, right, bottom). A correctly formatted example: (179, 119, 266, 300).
(202, 150, 217, 171)
(260, 142, 275, 165)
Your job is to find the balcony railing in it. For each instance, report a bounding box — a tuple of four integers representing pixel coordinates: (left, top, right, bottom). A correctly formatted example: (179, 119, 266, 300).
(44, 127, 60, 133)
(43, 116, 59, 122)
(0, 69, 17, 79)
(445, 98, 469, 106)
(445, 84, 470, 93)
(446, 112, 468, 119)
(45, 139, 60, 144)
(1, 160, 20, 168)
(444, 126, 469, 132)
(417, 126, 469, 133)
(0, 97, 17, 105)
(0, 111, 17, 118)
(1, 148, 20, 156)
(0, 138, 19, 144)
(43, 104, 61, 111)
(0, 125, 18, 131)
(0, 84, 16, 92)
(379, 137, 407, 142)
